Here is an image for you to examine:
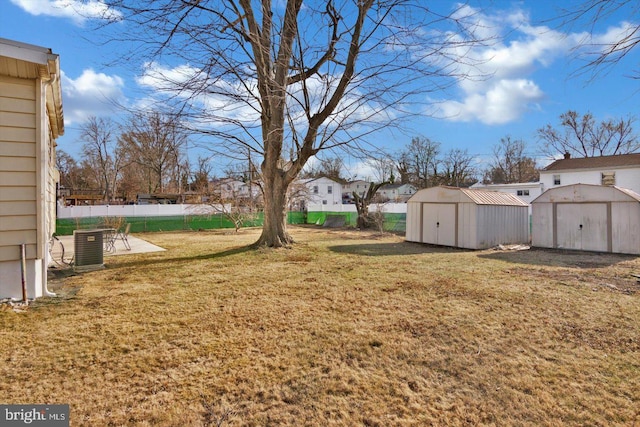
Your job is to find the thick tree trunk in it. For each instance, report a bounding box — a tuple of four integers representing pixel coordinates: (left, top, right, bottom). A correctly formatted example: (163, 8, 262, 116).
(253, 171, 294, 248)
(353, 193, 369, 229)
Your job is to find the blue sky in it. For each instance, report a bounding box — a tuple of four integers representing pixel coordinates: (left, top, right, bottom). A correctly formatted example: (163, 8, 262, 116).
(1, 0, 638, 179)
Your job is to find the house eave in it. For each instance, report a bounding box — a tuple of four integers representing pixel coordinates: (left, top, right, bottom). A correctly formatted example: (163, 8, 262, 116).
(0, 38, 64, 139)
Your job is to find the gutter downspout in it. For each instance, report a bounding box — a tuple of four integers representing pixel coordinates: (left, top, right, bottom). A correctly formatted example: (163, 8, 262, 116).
(20, 244, 28, 303)
(41, 72, 58, 297)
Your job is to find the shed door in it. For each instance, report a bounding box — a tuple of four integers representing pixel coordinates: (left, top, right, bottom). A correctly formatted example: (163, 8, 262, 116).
(422, 203, 456, 246)
(556, 203, 608, 252)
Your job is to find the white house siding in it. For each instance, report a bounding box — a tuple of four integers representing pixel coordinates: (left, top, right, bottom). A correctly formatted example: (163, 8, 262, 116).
(540, 167, 640, 194)
(0, 75, 40, 298)
(304, 177, 342, 205)
(0, 39, 63, 300)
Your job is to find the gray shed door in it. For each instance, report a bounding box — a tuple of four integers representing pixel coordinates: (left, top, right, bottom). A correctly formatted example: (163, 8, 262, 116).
(556, 203, 608, 252)
(422, 203, 456, 246)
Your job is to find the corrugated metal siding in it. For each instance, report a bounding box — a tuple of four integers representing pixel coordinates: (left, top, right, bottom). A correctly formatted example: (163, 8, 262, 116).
(457, 202, 476, 249)
(476, 205, 529, 249)
(0, 77, 37, 262)
(531, 203, 553, 248)
(405, 202, 421, 242)
(611, 202, 640, 254)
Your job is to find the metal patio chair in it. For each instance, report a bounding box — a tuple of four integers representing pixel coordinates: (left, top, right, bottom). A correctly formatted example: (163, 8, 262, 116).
(116, 223, 131, 251)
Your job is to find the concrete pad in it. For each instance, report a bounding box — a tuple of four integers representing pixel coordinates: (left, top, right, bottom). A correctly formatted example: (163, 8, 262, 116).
(49, 234, 165, 267)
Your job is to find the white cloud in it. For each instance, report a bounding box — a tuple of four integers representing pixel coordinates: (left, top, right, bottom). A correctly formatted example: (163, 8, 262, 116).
(10, 0, 121, 25)
(438, 79, 544, 125)
(61, 69, 125, 124)
(136, 62, 262, 125)
(591, 21, 638, 47)
(431, 5, 591, 125)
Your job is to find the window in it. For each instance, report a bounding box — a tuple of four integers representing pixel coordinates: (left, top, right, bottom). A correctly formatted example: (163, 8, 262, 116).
(327, 185, 332, 194)
(517, 190, 530, 196)
(322, 200, 327, 205)
(313, 185, 319, 194)
(601, 172, 615, 186)
(553, 175, 561, 186)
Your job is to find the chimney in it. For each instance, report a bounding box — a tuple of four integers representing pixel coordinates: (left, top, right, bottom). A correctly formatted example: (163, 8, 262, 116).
(563, 152, 571, 159)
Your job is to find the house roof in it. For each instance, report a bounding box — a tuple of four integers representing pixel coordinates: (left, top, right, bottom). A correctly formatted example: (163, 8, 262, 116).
(409, 186, 528, 206)
(0, 38, 64, 138)
(543, 153, 640, 172)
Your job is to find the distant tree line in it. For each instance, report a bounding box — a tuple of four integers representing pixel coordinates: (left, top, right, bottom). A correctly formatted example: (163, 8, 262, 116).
(302, 109, 638, 188)
(59, 109, 638, 205)
(57, 112, 208, 204)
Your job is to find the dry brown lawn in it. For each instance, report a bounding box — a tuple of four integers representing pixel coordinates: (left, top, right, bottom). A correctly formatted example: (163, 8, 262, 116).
(1, 226, 639, 426)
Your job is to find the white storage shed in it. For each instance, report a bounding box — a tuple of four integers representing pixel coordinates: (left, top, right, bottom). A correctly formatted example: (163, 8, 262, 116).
(406, 186, 529, 249)
(531, 184, 640, 255)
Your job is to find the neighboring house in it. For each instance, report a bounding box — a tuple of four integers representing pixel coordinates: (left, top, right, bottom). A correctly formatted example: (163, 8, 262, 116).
(0, 38, 64, 299)
(377, 183, 418, 203)
(342, 180, 371, 203)
(212, 178, 262, 201)
(294, 177, 342, 208)
(540, 153, 640, 194)
(471, 182, 543, 206)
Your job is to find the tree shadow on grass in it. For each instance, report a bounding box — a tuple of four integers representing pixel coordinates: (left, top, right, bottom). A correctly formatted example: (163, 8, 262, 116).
(328, 241, 471, 257)
(478, 247, 637, 268)
(104, 245, 254, 270)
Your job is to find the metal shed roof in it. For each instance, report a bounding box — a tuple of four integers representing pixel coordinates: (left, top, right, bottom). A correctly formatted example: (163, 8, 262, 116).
(532, 184, 640, 204)
(408, 186, 529, 206)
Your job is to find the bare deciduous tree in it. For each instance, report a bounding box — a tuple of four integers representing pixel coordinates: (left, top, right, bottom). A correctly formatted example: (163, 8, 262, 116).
(352, 157, 394, 229)
(397, 137, 442, 189)
(537, 110, 639, 158)
(98, 1, 489, 247)
(79, 116, 124, 203)
(56, 149, 89, 192)
(301, 156, 346, 183)
(441, 148, 477, 187)
(119, 112, 187, 194)
(191, 156, 215, 195)
(484, 137, 539, 183)
(556, 0, 640, 79)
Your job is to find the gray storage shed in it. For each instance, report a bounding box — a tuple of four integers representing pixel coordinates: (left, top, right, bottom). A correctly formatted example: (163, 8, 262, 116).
(406, 186, 529, 249)
(531, 184, 640, 254)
